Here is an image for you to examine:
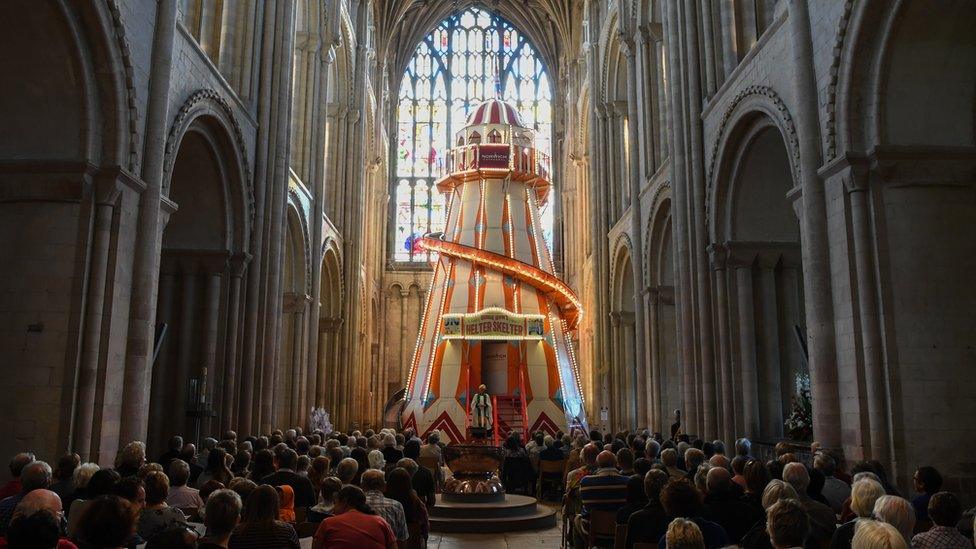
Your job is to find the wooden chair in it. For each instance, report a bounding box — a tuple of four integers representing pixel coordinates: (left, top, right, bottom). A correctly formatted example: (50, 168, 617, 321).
(537, 458, 567, 500)
(296, 521, 320, 538)
(613, 524, 628, 549)
(586, 510, 617, 548)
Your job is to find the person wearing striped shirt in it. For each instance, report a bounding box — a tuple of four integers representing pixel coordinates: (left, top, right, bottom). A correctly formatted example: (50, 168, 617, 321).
(579, 450, 630, 517)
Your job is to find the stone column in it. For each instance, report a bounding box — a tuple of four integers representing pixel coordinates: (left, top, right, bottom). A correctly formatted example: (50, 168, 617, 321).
(788, 0, 840, 447)
(609, 311, 621, 430)
(119, 0, 178, 446)
(621, 312, 637, 429)
(175, 262, 198, 433)
(222, 254, 249, 430)
(74, 182, 117, 459)
(148, 266, 177, 450)
(646, 287, 661, 430)
(710, 244, 735, 444)
(732, 251, 760, 438)
(200, 257, 225, 437)
(698, 0, 717, 97)
(283, 292, 310, 426)
(621, 32, 649, 433)
(844, 161, 888, 461)
(758, 251, 783, 438)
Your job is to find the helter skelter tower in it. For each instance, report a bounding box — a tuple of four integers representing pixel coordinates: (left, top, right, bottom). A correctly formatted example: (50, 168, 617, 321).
(402, 98, 587, 443)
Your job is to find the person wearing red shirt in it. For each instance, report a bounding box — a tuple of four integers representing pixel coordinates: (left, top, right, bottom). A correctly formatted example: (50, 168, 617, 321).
(313, 485, 396, 549)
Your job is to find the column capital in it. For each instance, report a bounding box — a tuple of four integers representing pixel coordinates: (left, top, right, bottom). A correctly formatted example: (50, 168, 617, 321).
(609, 311, 621, 327)
(617, 31, 636, 59)
(707, 243, 728, 270)
(283, 292, 312, 314)
(319, 316, 344, 333)
(228, 253, 252, 277)
(640, 22, 664, 44)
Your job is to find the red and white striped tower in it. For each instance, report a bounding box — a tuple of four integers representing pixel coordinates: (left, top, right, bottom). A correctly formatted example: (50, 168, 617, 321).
(402, 99, 587, 443)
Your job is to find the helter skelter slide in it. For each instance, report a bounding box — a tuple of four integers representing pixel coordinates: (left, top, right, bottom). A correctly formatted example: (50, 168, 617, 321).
(401, 98, 588, 443)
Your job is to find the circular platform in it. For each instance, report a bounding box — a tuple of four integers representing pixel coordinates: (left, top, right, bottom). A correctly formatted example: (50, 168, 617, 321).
(429, 493, 557, 533)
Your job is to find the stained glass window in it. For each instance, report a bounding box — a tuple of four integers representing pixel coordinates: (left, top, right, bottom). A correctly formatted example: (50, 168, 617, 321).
(393, 7, 553, 263)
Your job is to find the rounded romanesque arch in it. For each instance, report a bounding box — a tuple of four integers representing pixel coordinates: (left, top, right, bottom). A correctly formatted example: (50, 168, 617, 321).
(609, 234, 638, 432)
(277, 201, 312, 427)
(707, 104, 805, 441)
(0, 0, 136, 465)
(148, 105, 252, 452)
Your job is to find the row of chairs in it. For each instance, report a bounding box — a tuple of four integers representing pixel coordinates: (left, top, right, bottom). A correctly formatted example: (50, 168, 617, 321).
(582, 510, 656, 549)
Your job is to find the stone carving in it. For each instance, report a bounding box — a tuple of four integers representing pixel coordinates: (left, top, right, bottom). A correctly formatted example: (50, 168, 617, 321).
(824, 1, 856, 161)
(107, 0, 140, 172)
(706, 85, 800, 232)
(163, 89, 255, 226)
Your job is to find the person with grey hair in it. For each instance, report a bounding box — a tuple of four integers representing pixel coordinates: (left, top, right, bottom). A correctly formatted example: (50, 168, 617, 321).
(852, 520, 908, 549)
(199, 437, 218, 469)
(684, 448, 706, 482)
(336, 457, 359, 486)
(735, 438, 752, 458)
(740, 480, 800, 549)
(873, 495, 915, 546)
(0, 460, 52, 534)
(368, 450, 386, 471)
(115, 441, 146, 477)
(167, 458, 205, 510)
(815, 453, 850, 514)
(831, 478, 885, 549)
(782, 462, 836, 546)
(361, 469, 408, 540)
(380, 433, 403, 465)
(646, 438, 662, 463)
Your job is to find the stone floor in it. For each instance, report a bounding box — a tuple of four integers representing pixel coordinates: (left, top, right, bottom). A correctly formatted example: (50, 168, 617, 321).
(433, 502, 564, 548)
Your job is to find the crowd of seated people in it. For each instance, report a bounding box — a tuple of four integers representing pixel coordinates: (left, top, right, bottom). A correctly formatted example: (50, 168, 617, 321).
(1, 425, 975, 549)
(558, 430, 976, 549)
(0, 427, 440, 548)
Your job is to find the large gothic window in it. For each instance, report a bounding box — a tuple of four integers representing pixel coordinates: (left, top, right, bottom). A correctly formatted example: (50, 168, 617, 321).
(392, 8, 553, 263)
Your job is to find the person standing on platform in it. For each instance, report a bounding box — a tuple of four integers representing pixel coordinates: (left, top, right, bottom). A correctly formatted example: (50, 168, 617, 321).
(472, 384, 493, 434)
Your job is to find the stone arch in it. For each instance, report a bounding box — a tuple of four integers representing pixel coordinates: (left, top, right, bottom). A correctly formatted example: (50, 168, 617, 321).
(0, 1, 135, 464)
(163, 90, 254, 239)
(277, 201, 312, 427)
(837, 0, 976, 152)
(609, 235, 638, 431)
(709, 107, 806, 440)
(644, 192, 679, 432)
(316, 239, 344, 414)
(834, 0, 976, 487)
(707, 88, 800, 242)
(148, 107, 252, 452)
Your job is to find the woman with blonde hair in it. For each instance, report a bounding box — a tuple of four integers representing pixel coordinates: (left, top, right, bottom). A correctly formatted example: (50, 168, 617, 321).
(831, 479, 885, 549)
(851, 520, 907, 549)
(666, 517, 706, 549)
(872, 496, 914, 546)
(741, 480, 800, 548)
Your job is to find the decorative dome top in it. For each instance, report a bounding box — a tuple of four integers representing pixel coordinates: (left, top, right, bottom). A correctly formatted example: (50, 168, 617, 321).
(465, 98, 527, 128)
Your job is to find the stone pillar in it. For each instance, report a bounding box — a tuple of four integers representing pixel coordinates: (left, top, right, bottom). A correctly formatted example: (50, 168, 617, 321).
(732, 252, 760, 438)
(843, 161, 888, 461)
(148, 267, 177, 451)
(175, 263, 198, 433)
(646, 287, 661, 430)
(119, 0, 178, 446)
(222, 254, 249, 431)
(698, 0, 717, 97)
(710, 244, 735, 444)
(200, 259, 225, 437)
(621, 313, 637, 428)
(787, 0, 840, 447)
(621, 32, 649, 434)
(758, 252, 783, 438)
(283, 292, 310, 426)
(74, 192, 116, 459)
(609, 311, 621, 430)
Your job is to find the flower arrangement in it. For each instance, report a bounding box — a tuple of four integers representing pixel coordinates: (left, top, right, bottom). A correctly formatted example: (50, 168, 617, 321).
(310, 407, 333, 435)
(784, 371, 813, 442)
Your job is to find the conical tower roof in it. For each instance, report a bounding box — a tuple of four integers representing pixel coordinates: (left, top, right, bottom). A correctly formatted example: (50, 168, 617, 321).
(465, 98, 527, 128)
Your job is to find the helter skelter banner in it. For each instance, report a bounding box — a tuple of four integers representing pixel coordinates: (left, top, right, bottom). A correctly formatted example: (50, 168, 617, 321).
(401, 99, 588, 443)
